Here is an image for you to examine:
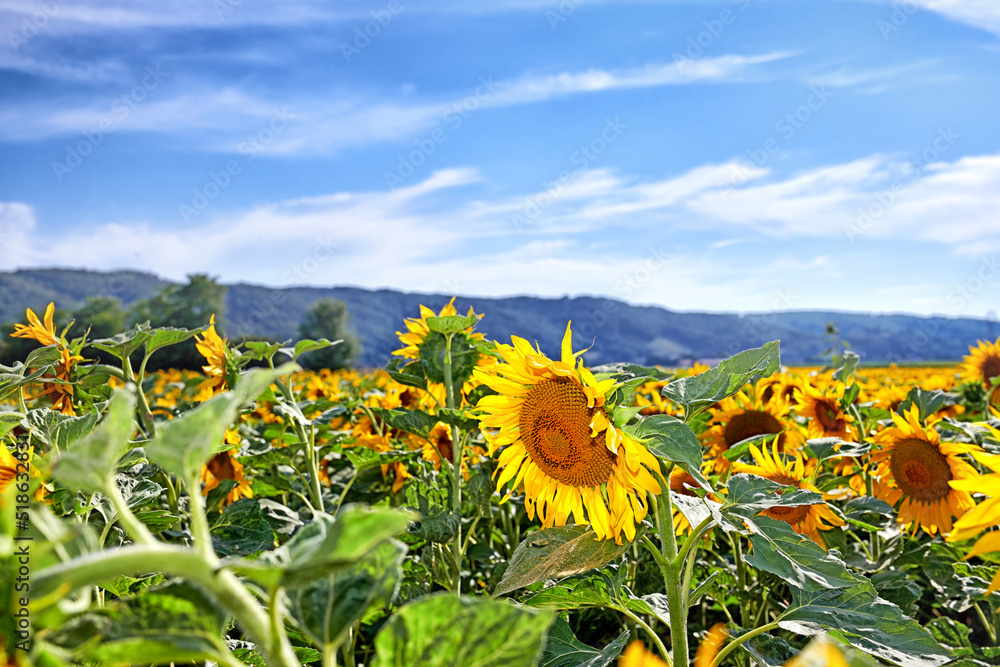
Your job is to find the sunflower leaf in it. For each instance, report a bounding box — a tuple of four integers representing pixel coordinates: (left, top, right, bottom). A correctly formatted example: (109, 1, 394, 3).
(210, 498, 275, 557)
(492, 525, 635, 597)
(896, 387, 958, 423)
(724, 474, 825, 519)
(661, 341, 781, 422)
(54, 391, 137, 494)
(629, 414, 712, 491)
(425, 313, 478, 334)
(369, 407, 438, 439)
(779, 582, 952, 667)
(143, 325, 208, 356)
(371, 592, 553, 667)
(539, 617, 629, 667)
(805, 437, 870, 461)
(740, 516, 861, 591)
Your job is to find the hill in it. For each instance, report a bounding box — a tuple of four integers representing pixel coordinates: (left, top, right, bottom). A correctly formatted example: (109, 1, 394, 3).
(1, 268, 995, 367)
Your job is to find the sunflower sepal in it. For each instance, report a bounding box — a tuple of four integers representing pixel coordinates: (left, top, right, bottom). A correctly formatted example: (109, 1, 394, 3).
(610, 404, 645, 429)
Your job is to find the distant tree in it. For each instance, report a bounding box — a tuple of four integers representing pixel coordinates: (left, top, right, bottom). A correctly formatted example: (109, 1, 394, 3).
(297, 298, 360, 370)
(128, 274, 228, 370)
(69, 296, 128, 366)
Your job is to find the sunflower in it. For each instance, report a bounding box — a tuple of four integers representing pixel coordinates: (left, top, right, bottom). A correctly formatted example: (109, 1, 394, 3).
(733, 441, 844, 546)
(474, 322, 662, 544)
(0, 444, 49, 504)
(962, 337, 1000, 389)
(619, 640, 668, 667)
(200, 430, 253, 510)
(345, 432, 411, 493)
(700, 391, 805, 474)
(194, 314, 230, 397)
(795, 383, 854, 440)
(871, 405, 981, 535)
(785, 636, 850, 667)
(693, 623, 728, 667)
(948, 442, 1000, 593)
(393, 297, 496, 405)
(11, 303, 83, 415)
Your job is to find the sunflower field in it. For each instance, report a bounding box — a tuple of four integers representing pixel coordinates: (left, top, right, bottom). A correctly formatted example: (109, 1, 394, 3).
(3, 301, 1000, 667)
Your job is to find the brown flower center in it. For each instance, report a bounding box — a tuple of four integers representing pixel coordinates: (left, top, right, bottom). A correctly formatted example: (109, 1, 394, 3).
(980, 354, 1000, 386)
(520, 377, 616, 488)
(208, 451, 238, 481)
(814, 399, 846, 433)
(889, 437, 952, 503)
(724, 410, 784, 448)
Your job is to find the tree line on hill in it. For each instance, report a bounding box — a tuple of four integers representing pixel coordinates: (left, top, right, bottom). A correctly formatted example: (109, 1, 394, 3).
(0, 274, 361, 371)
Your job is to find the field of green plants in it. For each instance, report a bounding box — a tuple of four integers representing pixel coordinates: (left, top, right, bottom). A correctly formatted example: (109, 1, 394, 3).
(3, 300, 1000, 667)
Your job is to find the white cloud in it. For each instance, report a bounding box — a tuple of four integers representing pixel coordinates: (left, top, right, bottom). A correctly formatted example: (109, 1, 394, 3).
(918, 0, 1000, 38)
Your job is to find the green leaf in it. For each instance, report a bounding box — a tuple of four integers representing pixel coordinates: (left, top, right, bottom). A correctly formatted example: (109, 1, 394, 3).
(115, 476, 163, 512)
(897, 387, 957, 423)
(493, 525, 634, 597)
(369, 407, 438, 438)
(243, 339, 289, 363)
(25, 344, 66, 368)
(628, 414, 711, 490)
(92, 323, 154, 362)
(344, 447, 417, 475)
(832, 350, 861, 381)
(540, 617, 629, 667)
(871, 570, 922, 615)
(843, 497, 894, 531)
(521, 568, 662, 622)
(589, 362, 674, 382)
(231, 504, 416, 588)
(133, 509, 179, 534)
(54, 391, 136, 494)
(210, 498, 275, 557)
(145, 364, 292, 480)
(425, 313, 478, 334)
(805, 437, 870, 461)
(284, 337, 338, 361)
(742, 517, 860, 592)
(780, 582, 952, 667)
(143, 325, 206, 356)
(724, 474, 825, 520)
(661, 341, 780, 421)
(0, 410, 24, 438)
(288, 539, 406, 651)
(408, 509, 460, 543)
(371, 592, 554, 667)
(386, 357, 428, 392)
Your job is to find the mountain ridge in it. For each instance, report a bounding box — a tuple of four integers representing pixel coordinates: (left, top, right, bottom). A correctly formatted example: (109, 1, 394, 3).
(1, 268, 994, 367)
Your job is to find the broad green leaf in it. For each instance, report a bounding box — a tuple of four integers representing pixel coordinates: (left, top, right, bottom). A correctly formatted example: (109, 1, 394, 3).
(805, 437, 870, 461)
(143, 325, 206, 356)
(386, 357, 428, 391)
(231, 504, 415, 588)
(343, 447, 417, 475)
(522, 569, 663, 623)
(418, 331, 481, 386)
(661, 341, 780, 420)
(210, 498, 275, 557)
(282, 337, 338, 361)
(74, 580, 232, 666)
(0, 365, 53, 402)
(133, 509, 179, 534)
(24, 406, 104, 449)
(780, 582, 952, 667)
(734, 630, 796, 666)
(91, 323, 154, 361)
(54, 391, 136, 494)
(843, 497, 894, 531)
(242, 339, 289, 362)
(408, 509, 460, 543)
(145, 365, 292, 480)
(628, 414, 711, 490)
(288, 539, 406, 651)
(493, 525, 634, 597)
(116, 476, 163, 512)
(871, 570, 921, 615)
(25, 345, 65, 368)
(897, 387, 957, 422)
(371, 592, 553, 667)
(540, 617, 629, 667)
(369, 407, 438, 438)
(724, 474, 825, 520)
(590, 362, 674, 382)
(832, 350, 861, 381)
(742, 517, 860, 592)
(425, 313, 478, 334)
(0, 410, 25, 438)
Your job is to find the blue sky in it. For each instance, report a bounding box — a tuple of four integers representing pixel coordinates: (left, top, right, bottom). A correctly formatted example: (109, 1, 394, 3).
(1, 0, 999, 318)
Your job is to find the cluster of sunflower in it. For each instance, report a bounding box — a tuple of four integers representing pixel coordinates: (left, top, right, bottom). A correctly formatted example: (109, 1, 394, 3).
(8, 303, 85, 415)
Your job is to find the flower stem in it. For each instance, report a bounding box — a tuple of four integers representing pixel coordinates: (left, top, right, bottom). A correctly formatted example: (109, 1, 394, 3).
(654, 467, 689, 666)
(619, 605, 672, 667)
(710, 620, 781, 667)
(442, 332, 464, 595)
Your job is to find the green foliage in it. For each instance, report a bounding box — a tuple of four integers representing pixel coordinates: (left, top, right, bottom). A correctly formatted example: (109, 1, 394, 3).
(297, 297, 360, 370)
(127, 273, 226, 369)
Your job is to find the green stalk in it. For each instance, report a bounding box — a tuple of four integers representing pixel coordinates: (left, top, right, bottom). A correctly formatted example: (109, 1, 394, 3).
(124, 355, 157, 439)
(649, 466, 689, 665)
(619, 605, 672, 667)
(710, 620, 781, 667)
(269, 364, 324, 513)
(187, 470, 219, 563)
(107, 475, 156, 546)
(442, 332, 464, 595)
(34, 546, 301, 667)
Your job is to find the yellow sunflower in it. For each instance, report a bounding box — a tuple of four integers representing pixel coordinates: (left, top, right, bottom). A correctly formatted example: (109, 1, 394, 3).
(871, 406, 981, 535)
(619, 640, 668, 667)
(700, 391, 805, 474)
(948, 440, 1000, 594)
(11, 303, 83, 415)
(200, 430, 253, 510)
(734, 441, 844, 546)
(194, 314, 229, 397)
(795, 383, 854, 441)
(393, 297, 496, 405)
(474, 322, 662, 544)
(0, 444, 49, 505)
(962, 337, 1000, 389)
